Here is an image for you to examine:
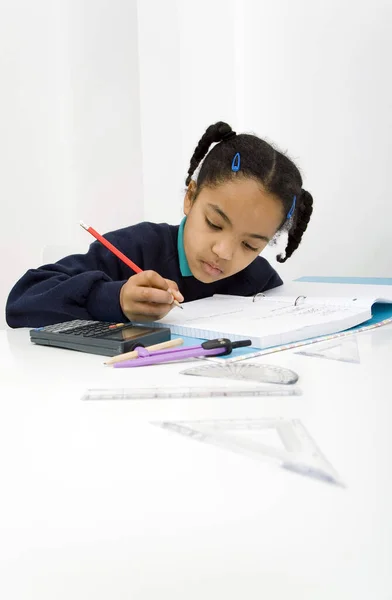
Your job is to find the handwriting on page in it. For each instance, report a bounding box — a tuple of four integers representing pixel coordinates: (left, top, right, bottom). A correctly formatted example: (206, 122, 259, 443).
(163, 295, 260, 324)
(160, 295, 367, 340)
(253, 304, 354, 319)
(177, 303, 350, 324)
(163, 296, 355, 333)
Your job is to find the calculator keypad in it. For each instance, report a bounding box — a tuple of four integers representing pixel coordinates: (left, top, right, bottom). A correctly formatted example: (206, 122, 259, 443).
(35, 320, 95, 333)
(35, 320, 125, 338)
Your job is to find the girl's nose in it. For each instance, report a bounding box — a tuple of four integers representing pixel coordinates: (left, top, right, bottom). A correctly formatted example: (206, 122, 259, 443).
(212, 239, 234, 261)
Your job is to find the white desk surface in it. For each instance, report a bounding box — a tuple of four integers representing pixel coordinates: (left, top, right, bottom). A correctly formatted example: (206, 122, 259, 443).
(1, 324, 392, 600)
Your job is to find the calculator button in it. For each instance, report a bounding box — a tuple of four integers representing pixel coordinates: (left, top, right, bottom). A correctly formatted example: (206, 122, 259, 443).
(65, 326, 91, 335)
(84, 329, 106, 337)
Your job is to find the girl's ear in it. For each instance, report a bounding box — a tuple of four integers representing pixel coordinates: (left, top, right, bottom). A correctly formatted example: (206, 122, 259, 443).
(183, 180, 197, 215)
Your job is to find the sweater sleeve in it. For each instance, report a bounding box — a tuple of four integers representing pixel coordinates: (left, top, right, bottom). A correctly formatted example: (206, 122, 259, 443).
(242, 256, 283, 295)
(5, 229, 141, 328)
(260, 265, 283, 292)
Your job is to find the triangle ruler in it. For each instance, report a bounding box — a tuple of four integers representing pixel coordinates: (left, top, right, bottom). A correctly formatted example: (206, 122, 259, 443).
(296, 337, 360, 363)
(152, 417, 343, 486)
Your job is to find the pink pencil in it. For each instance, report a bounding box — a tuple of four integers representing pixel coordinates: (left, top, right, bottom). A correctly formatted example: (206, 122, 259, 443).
(80, 221, 183, 308)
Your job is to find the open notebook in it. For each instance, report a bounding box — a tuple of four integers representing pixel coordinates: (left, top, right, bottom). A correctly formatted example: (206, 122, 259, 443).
(145, 287, 392, 350)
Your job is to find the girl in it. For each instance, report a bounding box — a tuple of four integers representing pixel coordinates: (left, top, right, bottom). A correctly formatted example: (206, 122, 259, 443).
(6, 121, 313, 328)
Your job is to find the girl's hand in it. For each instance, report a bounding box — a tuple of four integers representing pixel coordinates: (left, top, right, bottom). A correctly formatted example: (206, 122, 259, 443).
(119, 270, 184, 322)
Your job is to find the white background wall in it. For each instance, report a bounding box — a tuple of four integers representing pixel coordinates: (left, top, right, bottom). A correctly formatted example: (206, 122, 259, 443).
(239, 0, 392, 282)
(1, 0, 391, 328)
(0, 0, 143, 328)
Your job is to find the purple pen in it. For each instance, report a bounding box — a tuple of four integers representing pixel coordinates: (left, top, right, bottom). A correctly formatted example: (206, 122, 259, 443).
(113, 338, 251, 368)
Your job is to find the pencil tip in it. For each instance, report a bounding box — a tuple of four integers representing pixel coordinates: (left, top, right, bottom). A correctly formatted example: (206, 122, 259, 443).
(79, 220, 88, 230)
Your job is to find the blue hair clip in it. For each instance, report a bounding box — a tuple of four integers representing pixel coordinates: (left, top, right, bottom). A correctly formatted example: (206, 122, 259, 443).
(231, 152, 241, 172)
(287, 195, 296, 219)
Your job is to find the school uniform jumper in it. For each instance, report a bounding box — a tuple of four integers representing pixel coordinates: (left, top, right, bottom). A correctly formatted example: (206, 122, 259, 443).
(6, 221, 282, 328)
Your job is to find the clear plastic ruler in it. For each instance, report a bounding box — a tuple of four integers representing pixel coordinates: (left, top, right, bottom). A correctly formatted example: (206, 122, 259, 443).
(181, 362, 299, 384)
(82, 386, 302, 401)
(152, 417, 343, 486)
(296, 337, 360, 364)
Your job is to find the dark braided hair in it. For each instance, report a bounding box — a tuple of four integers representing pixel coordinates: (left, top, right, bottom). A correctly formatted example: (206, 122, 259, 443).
(185, 121, 313, 262)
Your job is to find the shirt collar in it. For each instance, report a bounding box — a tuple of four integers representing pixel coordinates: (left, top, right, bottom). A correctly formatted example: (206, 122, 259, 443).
(177, 217, 193, 277)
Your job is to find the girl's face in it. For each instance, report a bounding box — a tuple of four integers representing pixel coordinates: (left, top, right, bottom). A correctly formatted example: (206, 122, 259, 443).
(183, 178, 284, 283)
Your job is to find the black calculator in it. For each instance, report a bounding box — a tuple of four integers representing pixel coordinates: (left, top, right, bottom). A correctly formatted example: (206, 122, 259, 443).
(30, 320, 171, 357)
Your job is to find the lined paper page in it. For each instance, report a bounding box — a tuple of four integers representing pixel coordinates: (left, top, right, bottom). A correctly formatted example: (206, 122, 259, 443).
(147, 295, 374, 348)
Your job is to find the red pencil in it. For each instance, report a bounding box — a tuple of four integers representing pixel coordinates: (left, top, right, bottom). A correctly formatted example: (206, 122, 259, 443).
(80, 221, 183, 308)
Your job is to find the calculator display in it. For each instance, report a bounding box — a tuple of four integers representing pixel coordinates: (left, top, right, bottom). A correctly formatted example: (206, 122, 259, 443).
(105, 326, 157, 341)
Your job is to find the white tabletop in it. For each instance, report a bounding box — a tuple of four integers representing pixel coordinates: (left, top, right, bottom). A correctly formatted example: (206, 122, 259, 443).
(1, 324, 392, 599)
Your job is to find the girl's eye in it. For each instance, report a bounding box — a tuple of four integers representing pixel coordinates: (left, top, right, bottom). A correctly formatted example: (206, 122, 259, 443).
(205, 217, 222, 231)
(243, 241, 259, 252)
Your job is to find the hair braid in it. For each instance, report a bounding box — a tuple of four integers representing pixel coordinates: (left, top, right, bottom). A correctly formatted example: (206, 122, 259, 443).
(277, 189, 314, 263)
(185, 122, 234, 186)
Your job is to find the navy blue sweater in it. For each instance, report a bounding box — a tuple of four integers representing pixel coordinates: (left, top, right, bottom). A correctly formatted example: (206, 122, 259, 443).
(6, 222, 282, 328)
